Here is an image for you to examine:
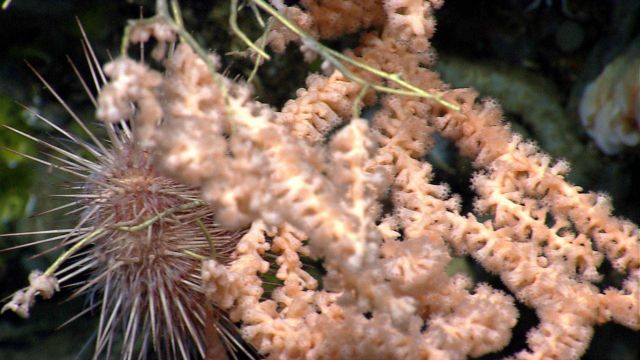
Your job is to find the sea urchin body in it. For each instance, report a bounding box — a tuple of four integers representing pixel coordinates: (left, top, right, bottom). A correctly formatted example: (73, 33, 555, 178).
(2, 53, 245, 360)
(83, 141, 243, 359)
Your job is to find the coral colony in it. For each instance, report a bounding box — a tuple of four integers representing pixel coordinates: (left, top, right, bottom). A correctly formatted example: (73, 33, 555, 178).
(3, 1, 639, 359)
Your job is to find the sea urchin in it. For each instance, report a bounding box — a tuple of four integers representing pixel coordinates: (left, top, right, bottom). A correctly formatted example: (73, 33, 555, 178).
(1, 35, 246, 359)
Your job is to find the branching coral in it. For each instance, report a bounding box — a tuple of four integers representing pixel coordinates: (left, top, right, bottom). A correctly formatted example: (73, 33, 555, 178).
(91, 0, 638, 358)
(4, 0, 639, 359)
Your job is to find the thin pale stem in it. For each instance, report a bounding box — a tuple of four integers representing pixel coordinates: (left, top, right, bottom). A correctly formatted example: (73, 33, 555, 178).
(352, 83, 370, 119)
(197, 219, 218, 259)
(43, 227, 105, 277)
(249, 0, 461, 111)
(156, 0, 169, 17)
(248, 22, 273, 83)
(230, 0, 271, 60)
(114, 200, 205, 232)
(249, 2, 266, 28)
(183, 250, 206, 260)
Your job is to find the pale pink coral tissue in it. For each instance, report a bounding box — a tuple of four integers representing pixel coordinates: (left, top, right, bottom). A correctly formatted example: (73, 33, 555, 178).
(86, 0, 640, 359)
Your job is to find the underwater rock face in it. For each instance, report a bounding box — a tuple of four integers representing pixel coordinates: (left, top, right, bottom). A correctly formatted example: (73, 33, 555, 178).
(579, 47, 640, 155)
